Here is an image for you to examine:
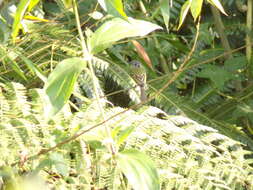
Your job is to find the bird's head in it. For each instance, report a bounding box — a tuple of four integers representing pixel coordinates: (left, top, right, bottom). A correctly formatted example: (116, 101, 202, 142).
(130, 60, 141, 68)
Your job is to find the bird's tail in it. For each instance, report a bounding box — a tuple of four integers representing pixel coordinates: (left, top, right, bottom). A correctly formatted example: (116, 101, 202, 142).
(140, 86, 147, 102)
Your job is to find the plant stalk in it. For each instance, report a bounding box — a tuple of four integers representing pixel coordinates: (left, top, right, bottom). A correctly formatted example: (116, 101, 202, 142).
(72, 0, 115, 155)
(211, 6, 232, 59)
(246, 0, 253, 77)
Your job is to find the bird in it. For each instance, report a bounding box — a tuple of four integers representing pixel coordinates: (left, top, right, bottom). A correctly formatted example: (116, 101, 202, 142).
(129, 60, 147, 102)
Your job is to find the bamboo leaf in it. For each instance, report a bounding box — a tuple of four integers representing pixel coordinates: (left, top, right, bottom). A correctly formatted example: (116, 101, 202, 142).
(28, 0, 40, 11)
(90, 17, 162, 54)
(160, 0, 170, 30)
(12, 0, 30, 42)
(62, 0, 72, 9)
(117, 149, 160, 190)
(190, 0, 203, 21)
(18, 54, 47, 82)
(44, 57, 86, 117)
(98, 0, 127, 19)
(178, 0, 191, 30)
(208, 0, 227, 15)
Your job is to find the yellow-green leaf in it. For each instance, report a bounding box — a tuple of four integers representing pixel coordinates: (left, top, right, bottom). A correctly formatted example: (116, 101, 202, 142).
(190, 0, 203, 21)
(160, 0, 170, 31)
(44, 57, 86, 118)
(178, 0, 191, 30)
(208, 0, 227, 15)
(28, 0, 40, 11)
(89, 17, 162, 54)
(117, 149, 160, 190)
(61, 0, 72, 8)
(98, 0, 127, 19)
(12, 0, 31, 42)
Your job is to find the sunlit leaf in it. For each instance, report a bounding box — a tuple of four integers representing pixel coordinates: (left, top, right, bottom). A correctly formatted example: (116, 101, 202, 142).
(90, 17, 162, 54)
(190, 0, 203, 21)
(98, 0, 127, 19)
(88, 11, 104, 20)
(28, 0, 40, 11)
(115, 125, 135, 146)
(208, 0, 227, 15)
(160, 0, 170, 30)
(44, 57, 86, 117)
(49, 153, 69, 177)
(12, 0, 30, 42)
(117, 149, 160, 190)
(23, 15, 51, 23)
(0, 47, 27, 81)
(178, 0, 191, 30)
(61, 0, 72, 8)
(18, 54, 47, 82)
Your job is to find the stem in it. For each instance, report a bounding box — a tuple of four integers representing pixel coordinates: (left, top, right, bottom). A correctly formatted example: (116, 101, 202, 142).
(72, 0, 115, 154)
(211, 6, 232, 59)
(246, 0, 253, 77)
(211, 6, 242, 90)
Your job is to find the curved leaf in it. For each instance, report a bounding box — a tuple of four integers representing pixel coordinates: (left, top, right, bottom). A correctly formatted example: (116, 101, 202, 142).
(98, 0, 127, 19)
(160, 0, 170, 30)
(208, 0, 227, 15)
(117, 149, 160, 190)
(190, 0, 203, 21)
(89, 17, 162, 54)
(12, 0, 30, 41)
(44, 57, 86, 118)
(178, 0, 190, 30)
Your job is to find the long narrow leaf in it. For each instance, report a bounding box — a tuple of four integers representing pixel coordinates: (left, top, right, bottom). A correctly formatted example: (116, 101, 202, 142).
(12, 0, 30, 41)
(177, 0, 190, 30)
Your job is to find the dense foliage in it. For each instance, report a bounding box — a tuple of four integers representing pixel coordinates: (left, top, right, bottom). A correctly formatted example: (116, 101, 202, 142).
(1, 0, 253, 189)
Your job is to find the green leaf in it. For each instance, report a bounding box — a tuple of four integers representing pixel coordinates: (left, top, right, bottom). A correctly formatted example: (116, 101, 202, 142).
(18, 54, 47, 83)
(117, 149, 160, 190)
(0, 47, 27, 81)
(44, 57, 86, 117)
(98, 0, 127, 19)
(0, 25, 4, 42)
(112, 125, 136, 146)
(33, 159, 52, 174)
(190, 0, 203, 21)
(160, 0, 170, 31)
(224, 56, 247, 72)
(208, 0, 227, 15)
(61, 0, 72, 8)
(197, 64, 233, 89)
(90, 17, 162, 54)
(178, 0, 191, 30)
(12, 0, 30, 42)
(28, 0, 40, 11)
(49, 153, 69, 177)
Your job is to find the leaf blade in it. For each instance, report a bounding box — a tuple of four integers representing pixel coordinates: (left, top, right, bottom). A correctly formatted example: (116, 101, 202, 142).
(90, 17, 162, 54)
(160, 0, 170, 30)
(98, 0, 127, 19)
(190, 0, 203, 21)
(12, 0, 30, 42)
(178, 0, 191, 30)
(44, 57, 86, 117)
(208, 0, 227, 15)
(117, 149, 160, 190)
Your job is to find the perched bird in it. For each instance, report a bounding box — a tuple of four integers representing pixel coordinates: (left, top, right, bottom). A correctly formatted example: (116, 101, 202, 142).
(129, 60, 147, 102)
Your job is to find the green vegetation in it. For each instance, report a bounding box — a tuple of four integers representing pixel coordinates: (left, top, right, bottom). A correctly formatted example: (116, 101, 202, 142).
(0, 0, 253, 189)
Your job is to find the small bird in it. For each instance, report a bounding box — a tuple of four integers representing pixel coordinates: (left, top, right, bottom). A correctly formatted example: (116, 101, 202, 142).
(129, 60, 147, 102)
